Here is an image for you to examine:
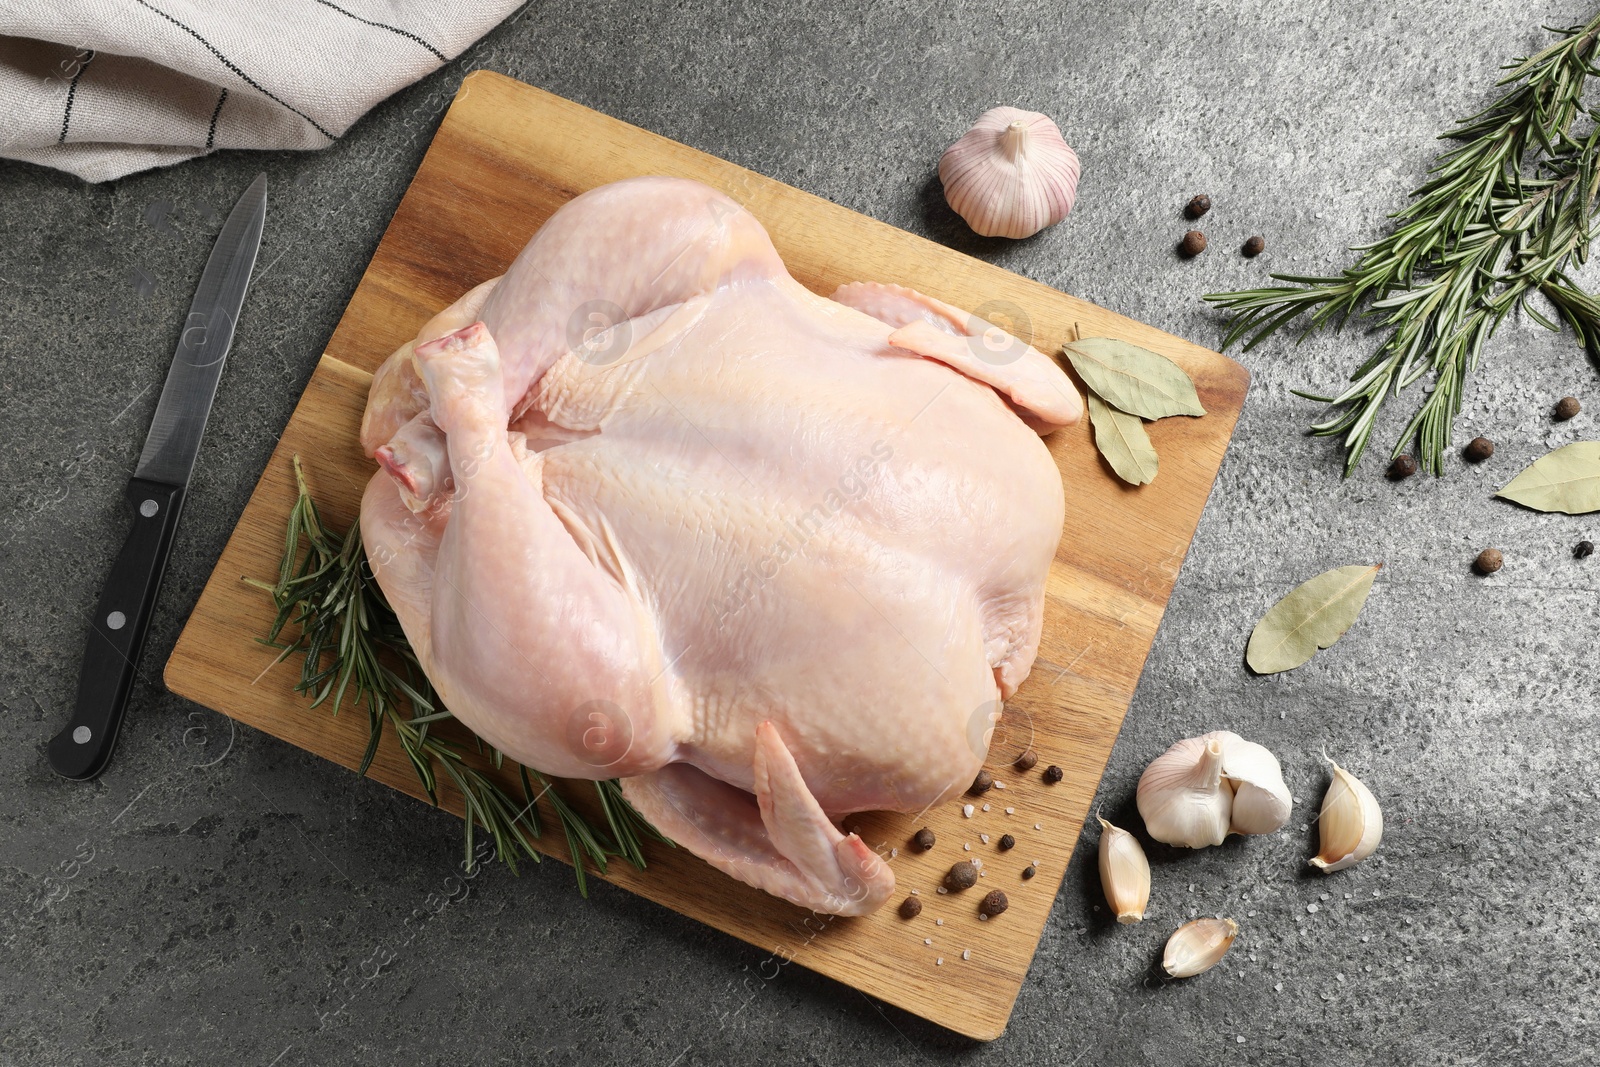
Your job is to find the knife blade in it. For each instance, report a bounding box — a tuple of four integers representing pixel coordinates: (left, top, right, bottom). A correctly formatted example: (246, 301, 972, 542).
(47, 173, 268, 781)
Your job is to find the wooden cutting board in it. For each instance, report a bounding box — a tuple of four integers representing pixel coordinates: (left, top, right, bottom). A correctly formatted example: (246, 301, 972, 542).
(166, 71, 1247, 1041)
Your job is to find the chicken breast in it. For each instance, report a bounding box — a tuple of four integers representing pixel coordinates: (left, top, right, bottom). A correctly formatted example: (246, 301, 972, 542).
(359, 176, 1079, 915)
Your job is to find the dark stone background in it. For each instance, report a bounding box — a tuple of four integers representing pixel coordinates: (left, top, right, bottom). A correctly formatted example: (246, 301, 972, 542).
(4, 2, 1596, 1063)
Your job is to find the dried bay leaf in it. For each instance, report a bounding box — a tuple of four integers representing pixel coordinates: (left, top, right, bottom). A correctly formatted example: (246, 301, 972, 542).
(1061, 337, 1206, 420)
(1246, 564, 1382, 675)
(1087, 393, 1158, 485)
(1494, 441, 1600, 514)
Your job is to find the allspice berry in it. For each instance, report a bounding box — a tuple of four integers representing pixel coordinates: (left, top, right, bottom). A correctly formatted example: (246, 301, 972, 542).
(1185, 194, 1212, 219)
(1474, 548, 1504, 575)
(969, 770, 994, 795)
(898, 896, 922, 920)
(1464, 437, 1495, 463)
(980, 890, 1010, 918)
(1387, 454, 1418, 480)
(944, 860, 979, 891)
(1556, 396, 1582, 421)
(1042, 764, 1064, 784)
(1179, 230, 1208, 258)
(1021, 864, 1038, 880)
(912, 827, 936, 852)
(1242, 235, 1266, 257)
(1013, 749, 1038, 772)
(998, 833, 1016, 851)
(1575, 540, 1594, 559)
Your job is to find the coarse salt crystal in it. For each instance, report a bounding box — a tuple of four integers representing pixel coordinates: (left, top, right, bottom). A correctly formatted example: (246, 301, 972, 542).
(980, 834, 990, 844)
(981, 803, 991, 812)
(1004, 807, 1015, 815)
(963, 843, 971, 852)
(1306, 903, 1319, 914)
(978, 913, 989, 922)
(962, 804, 975, 818)
(936, 887, 948, 895)
(924, 938, 933, 945)
(936, 918, 944, 926)
(936, 957, 944, 966)
(961, 949, 971, 961)
(1033, 823, 1042, 830)
(993, 781, 1005, 790)
(910, 889, 919, 895)
(890, 848, 899, 858)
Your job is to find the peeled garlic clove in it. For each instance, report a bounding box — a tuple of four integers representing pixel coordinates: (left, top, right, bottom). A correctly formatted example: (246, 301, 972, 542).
(1162, 917, 1238, 978)
(1137, 734, 1232, 847)
(1310, 760, 1383, 873)
(938, 107, 1081, 239)
(1096, 817, 1150, 924)
(1215, 732, 1293, 835)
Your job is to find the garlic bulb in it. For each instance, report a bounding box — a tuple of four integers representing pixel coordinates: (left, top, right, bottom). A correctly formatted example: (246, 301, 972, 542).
(1310, 759, 1383, 873)
(938, 107, 1081, 239)
(1136, 734, 1231, 847)
(1162, 917, 1238, 978)
(1096, 817, 1150, 924)
(1137, 731, 1293, 847)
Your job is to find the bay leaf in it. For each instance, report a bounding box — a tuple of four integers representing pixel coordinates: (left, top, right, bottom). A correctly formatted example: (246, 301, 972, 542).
(1061, 337, 1206, 420)
(1494, 441, 1600, 514)
(1087, 392, 1158, 485)
(1246, 564, 1381, 675)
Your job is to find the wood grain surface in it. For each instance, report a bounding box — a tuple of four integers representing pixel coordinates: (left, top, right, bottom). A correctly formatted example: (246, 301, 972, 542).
(165, 71, 1248, 1040)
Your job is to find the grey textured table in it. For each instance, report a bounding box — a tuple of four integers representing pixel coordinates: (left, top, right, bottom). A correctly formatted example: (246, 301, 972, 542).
(4, 2, 1597, 1063)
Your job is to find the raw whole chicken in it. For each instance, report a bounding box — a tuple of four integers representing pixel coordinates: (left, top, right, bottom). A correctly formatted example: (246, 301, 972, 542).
(359, 177, 1080, 915)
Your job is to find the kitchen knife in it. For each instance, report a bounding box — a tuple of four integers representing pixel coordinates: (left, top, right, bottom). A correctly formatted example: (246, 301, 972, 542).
(47, 174, 268, 781)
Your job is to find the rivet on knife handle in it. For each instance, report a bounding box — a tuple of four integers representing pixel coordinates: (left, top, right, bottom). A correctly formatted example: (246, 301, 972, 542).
(47, 480, 184, 780)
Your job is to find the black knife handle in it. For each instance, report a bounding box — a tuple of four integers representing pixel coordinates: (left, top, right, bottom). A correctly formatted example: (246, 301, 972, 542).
(47, 478, 185, 780)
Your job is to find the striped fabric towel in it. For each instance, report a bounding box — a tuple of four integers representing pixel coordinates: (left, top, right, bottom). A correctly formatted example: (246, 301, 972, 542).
(0, 1, 521, 182)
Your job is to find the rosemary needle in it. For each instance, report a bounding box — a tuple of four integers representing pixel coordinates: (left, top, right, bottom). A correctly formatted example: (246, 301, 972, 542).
(248, 456, 669, 889)
(1205, 15, 1600, 475)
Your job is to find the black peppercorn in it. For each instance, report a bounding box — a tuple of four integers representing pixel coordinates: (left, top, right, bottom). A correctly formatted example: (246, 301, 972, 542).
(1576, 540, 1594, 559)
(1474, 548, 1504, 574)
(980, 890, 1010, 918)
(1387, 454, 1418, 480)
(1184, 194, 1212, 219)
(1179, 230, 1207, 258)
(969, 770, 994, 795)
(1042, 764, 1064, 784)
(1021, 864, 1037, 880)
(898, 896, 922, 920)
(913, 828, 936, 852)
(944, 860, 978, 891)
(1242, 235, 1266, 257)
(998, 833, 1016, 851)
(1013, 749, 1038, 772)
(1556, 396, 1581, 421)
(1463, 437, 1495, 463)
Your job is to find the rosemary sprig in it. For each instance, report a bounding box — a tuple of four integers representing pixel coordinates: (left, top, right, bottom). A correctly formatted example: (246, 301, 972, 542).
(1205, 15, 1600, 475)
(247, 456, 668, 891)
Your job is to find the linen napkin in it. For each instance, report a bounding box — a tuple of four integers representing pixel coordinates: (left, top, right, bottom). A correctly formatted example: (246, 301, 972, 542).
(0, 1, 522, 182)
